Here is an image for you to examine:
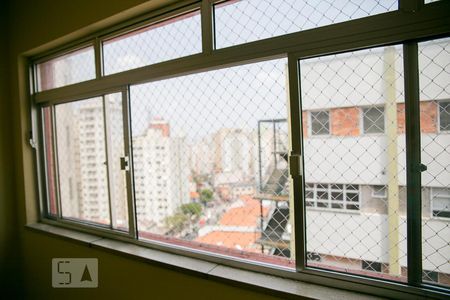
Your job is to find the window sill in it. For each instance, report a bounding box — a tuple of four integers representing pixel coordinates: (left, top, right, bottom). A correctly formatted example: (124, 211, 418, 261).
(26, 222, 384, 300)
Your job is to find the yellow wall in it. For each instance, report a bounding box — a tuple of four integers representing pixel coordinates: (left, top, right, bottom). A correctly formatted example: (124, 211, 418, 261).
(0, 0, 20, 294)
(3, 1, 281, 298)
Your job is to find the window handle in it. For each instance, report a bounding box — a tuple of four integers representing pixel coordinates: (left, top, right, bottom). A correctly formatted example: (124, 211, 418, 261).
(120, 156, 129, 171)
(419, 163, 427, 172)
(289, 154, 302, 177)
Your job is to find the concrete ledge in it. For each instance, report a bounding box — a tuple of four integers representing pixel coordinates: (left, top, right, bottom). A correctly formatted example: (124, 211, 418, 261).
(26, 222, 385, 300)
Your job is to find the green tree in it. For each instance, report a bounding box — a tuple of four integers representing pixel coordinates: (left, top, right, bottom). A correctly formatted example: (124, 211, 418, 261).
(180, 203, 202, 217)
(164, 213, 188, 232)
(200, 189, 213, 205)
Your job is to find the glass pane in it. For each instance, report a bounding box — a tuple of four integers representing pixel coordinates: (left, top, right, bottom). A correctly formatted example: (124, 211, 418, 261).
(131, 58, 294, 267)
(214, 0, 397, 48)
(363, 106, 385, 134)
(311, 111, 330, 135)
(419, 37, 450, 287)
(103, 11, 202, 75)
(36, 46, 95, 92)
(300, 45, 407, 282)
(439, 101, 450, 131)
(104, 93, 129, 230)
(42, 107, 57, 215)
(55, 97, 110, 225)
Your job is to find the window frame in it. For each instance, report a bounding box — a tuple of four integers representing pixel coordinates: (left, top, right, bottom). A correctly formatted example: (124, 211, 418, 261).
(36, 86, 137, 239)
(28, 0, 450, 299)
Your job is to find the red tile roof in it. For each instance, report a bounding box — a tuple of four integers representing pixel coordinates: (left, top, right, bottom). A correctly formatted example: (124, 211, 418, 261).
(219, 195, 268, 227)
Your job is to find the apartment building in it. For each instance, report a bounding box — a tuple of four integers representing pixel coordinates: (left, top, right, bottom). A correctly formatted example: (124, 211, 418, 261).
(258, 43, 450, 284)
(133, 119, 190, 228)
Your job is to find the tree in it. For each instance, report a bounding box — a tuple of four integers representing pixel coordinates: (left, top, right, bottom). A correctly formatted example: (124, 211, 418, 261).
(200, 189, 213, 205)
(180, 203, 202, 217)
(164, 213, 188, 232)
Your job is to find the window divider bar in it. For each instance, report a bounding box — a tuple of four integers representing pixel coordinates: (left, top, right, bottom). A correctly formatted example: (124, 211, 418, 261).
(201, 0, 214, 54)
(102, 96, 115, 229)
(122, 87, 137, 238)
(287, 53, 305, 271)
(94, 38, 103, 78)
(51, 106, 63, 219)
(404, 42, 422, 286)
(33, 103, 46, 220)
(399, 0, 423, 13)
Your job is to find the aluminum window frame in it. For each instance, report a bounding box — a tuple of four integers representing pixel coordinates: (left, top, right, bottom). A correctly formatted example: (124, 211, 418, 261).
(28, 0, 450, 299)
(36, 86, 137, 238)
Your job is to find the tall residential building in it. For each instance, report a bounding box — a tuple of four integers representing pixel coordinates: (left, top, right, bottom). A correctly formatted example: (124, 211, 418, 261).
(134, 119, 190, 229)
(55, 97, 126, 225)
(189, 135, 214, 176)
(213, 128, 255, 184)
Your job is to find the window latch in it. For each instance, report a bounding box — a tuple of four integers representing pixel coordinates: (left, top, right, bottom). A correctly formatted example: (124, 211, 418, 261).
(289, 154, 302, 177)
(120, 156, 129, 171)
(419, 163, 427, 172)
(29, 130, 37, 149)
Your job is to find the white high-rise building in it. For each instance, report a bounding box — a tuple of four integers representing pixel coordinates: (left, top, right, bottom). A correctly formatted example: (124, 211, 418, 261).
(134, 119, 190, 228)
(56, 95, 126, 225)
(213, 128, 255, 184)
(189, 136, 214, 176)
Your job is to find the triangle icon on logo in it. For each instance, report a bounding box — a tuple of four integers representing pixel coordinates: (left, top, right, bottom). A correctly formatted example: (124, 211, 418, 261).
(80, 265, 92, 282)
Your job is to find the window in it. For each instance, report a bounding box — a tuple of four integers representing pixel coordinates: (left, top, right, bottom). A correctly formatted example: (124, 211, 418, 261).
(214, 0, 397, 48)
(53, 93, 129, 229)
(423, 270, 439, 283)
(301, 46, 407, 281)
(419, 37, 450, 286)
(362, 260, 383, 272)
(305, 183, 360, 211)
(362, 106, 385, 134)
(31, 1, 450, 298)
(36, 46, 95, 91)
(131, 58, 292, 266)
(372, 185, 387, 198)
(310, 111, 330, 135)
(431, 188, 450, 218)
(439, 100, 450, 131)
(103, 10, 201, 75)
